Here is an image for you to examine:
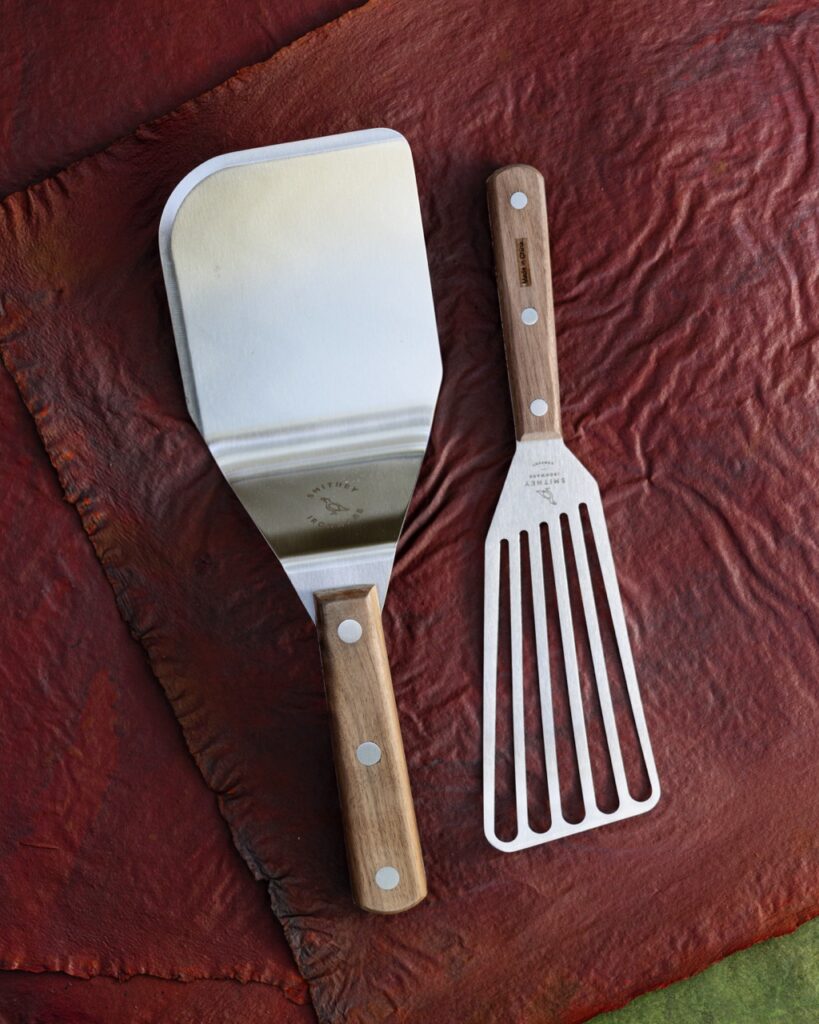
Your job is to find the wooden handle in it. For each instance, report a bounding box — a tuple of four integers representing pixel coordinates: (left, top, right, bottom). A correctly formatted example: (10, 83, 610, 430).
(487, 164, 562, 441)
(315, 585, 427, 914)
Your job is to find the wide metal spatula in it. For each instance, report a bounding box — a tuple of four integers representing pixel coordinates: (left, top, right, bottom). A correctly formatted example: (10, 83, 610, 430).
(159, 129, 441, 912)
(483, 165, 660, 852)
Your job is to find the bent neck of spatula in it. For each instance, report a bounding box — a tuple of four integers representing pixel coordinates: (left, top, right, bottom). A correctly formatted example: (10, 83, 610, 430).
(487, 165, 562, 443)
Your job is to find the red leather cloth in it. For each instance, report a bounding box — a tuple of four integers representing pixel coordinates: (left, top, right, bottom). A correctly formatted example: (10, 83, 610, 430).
(0, 972, 306, 1023)
(1, 1, 817, 1022)
(0, 0, 361, 197)
(0, 361, 306, 999)
(0, 0, 356, 1019)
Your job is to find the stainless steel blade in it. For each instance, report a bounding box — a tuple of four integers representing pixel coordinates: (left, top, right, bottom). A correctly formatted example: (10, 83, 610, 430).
(159, 129, 441, 619)
(483, 439, 661, 852)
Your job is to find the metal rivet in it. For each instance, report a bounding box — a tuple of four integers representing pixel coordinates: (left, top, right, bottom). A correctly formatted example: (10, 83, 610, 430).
(337, 619, 362, 644)
(521, 307, 539, 325)
(510, 191, 528, 209)
(530, 399, 548, 417)
(375, 866, 400, 891)
(356, 741, 382, 766)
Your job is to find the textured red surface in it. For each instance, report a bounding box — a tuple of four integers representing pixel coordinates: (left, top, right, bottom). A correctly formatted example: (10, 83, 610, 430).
(0, 0, 362, 197)
(0, 971, 309, 1024)
(0, 346, 307, 996)
(0, 0, 357, 1018)
(0, 1, 817, 1022)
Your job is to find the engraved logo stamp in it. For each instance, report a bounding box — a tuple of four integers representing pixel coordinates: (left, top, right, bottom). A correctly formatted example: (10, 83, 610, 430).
(526, 460, 565, 505)
(306, 481, 364, 529)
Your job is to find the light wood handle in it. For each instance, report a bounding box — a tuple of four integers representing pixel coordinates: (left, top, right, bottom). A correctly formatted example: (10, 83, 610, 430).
(315, 585, 427, 914)
(487, 164, 562, 441)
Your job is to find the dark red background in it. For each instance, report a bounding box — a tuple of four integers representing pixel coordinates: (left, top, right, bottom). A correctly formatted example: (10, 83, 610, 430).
(1, 1, 817, 1022)
(0, 0, 361, 197)
(0, 1, 358, 1021)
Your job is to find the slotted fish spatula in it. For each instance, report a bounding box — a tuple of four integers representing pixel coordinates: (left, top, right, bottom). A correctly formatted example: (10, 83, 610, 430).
(159, 129, 441, 911)
(483, 165, 660, 852)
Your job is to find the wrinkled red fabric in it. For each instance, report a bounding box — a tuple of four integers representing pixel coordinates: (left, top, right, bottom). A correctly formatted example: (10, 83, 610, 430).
(0, 0, 360, 1014)
(0, 360, 306, 995)
(0, 971, 309, 1024)
(0, 1, 817, 1022)
(0, 0, 362, 197)
(0, 117, 310, 1022)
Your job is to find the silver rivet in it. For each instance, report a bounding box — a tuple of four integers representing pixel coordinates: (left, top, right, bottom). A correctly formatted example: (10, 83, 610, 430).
(510, 191, 528, 209)
(530, 399, 548, 417)
(356, 741, 382, 766)
(521, 307, 539, 325)
(337, 619, 362, 644)
(375, 866, 400, 891)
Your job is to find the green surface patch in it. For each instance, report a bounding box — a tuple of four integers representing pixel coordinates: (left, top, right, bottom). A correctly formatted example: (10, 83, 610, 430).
(597, 917, 819, 1024)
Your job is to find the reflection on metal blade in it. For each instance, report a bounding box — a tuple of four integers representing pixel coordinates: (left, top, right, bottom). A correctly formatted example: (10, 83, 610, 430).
(159, 129, 441, 618)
